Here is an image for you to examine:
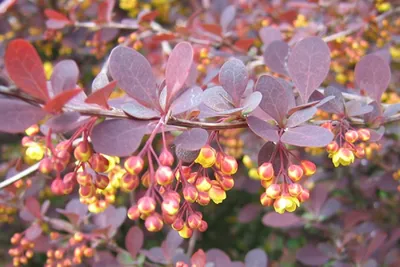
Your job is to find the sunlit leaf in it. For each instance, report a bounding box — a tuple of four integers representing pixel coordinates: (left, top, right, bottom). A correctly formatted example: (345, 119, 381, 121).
(85, 81, 117, 109)
(43, 88, 82, 113)
(122, 101, 161, 119)
(219, 58, 248, 105)
(125, 226, 144, 259)
(245, 248, 268, 267)
(174, 128, 209, 151)
(247, 116, 279, 142)
(220, 5, 236, 32)
(259, 27, 282, 47)
(281, 125, 333, 147)
(171, 86, 203, 115)
(262, 212, 303, 228)
(263, 40, 289, 75)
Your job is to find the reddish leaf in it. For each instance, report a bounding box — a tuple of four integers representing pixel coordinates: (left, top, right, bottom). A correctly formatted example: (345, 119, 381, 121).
(25, 223, 43, 240)
(256, 75, 290, 126)
(50, 60, 79, 96)
(152, 33, 177, 42)
(125, 226, 144, 259)
(44, 9, 70, 21)
(98, 0, 115, 23)
(25, 197, 42, 219)
(259, 27, 282, 47)
(263, 40, 289, 75)
(174, 128, 209, 151)
(191, 249, 207, 267)
(219, 58, 248, 105)
(109, 46, 158, 109)
(206, 249, 231, 267)
(355, 54, 391, 102)
(162, 230, 183, 260)
(202, 24, 223, 36)
(0, 98, 46, 133)
(238, 203, 262, 223)
(245, 248, 268, 267)
(234, 39, 254, 51)
(296, 245, 329, 266)
(281, 125, 333, 147)
(287, 37, 331, 103)
(5, 39, 49, 101)
(363, 231, 387, 261)
(344, 211, 371, 230)
(43, 88, 82, 113)
(138, 10, 159, 22)
(262, 212, 303, 228)
(90, 119, 147, 157)
(85, 81, 117, 109)
(166, 42, 194, 105)
(247, 116, 279, 142)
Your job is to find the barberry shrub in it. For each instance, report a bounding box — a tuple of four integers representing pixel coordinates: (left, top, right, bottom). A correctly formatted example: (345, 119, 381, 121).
(0, 0, 399, 266)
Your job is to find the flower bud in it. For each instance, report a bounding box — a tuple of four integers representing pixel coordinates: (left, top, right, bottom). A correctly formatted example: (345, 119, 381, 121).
(159, 149, 174, 166)
(300, 160, 316, 176)
(332, 148, 355, 167)
(162, 212, 177, 225)
(219, 155, 238, 175)
(137, 196, 156, 214)
(127, 205, 140, 220)
(95, 174, 110, 190)
(53, 150, 71, 171)
(215, 152, 224, 169)
(357, 128, 370, 141)
(175, 166, 191, 181)
(208, 183, 226, 204)
(187, 172, 197, 184)
(51, 178, 64, 195)
(124, 156, 144, 175)
(183, 184, 198, 203)
(89, 154, 109, 173)
(77, 172, 93, 186)
(145, 213, 163, 232)
(326, 141, 339, 154)
(288, 164, 303, 182)
(63, 172, 76, 184)
(266, 184, 281, 199)
(258, 162, 274, 180)
(321, 122, 333, 132)
(187, 213, 202, 229)
(155, 166, 174, 186)
(345, 130, 359, 143)
(73, 141, 93, 162)
(298, 189, 310, 202)
(39, 158, 53, 174)
(260, 192, 274, 206)
(354, 146, 365, 158)
(62, 180, 74, 194)
(198, 220, 208, 232)
(273, 197, 289, 214)
(195, 176, 212, 192)
(195, 145, 216, 168)
(196, 191, 210, 206)
(161, 197, 180, 216)
(120, 173, 139, 192)
(79, 185, 96, 198)
(178, 223, 193, 238)
(215, 173, 234, 191)
(141, 171, 150, 188)
(172, 218, 185, 231)
(288, 183, 302, 196)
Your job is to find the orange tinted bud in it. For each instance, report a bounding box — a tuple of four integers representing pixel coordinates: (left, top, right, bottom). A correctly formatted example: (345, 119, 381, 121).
(196, 191, 211, 206)
(39, 158, 53, 174)
(138, 196, 156, 214)
(298, 189, 310, 202)
(95, 174, 110, 190)
(74, 232, 84, 242)
(50, 232, 59, 240)
(83, 247, 94, 258)
(120, 173, 139, 192)
(266, 184, 281, 199)
(25, 124, 40, 136)
(141, 171, 150, 188)
(74, 141, 93, 162)
(176, 166, 191, 181)
(199, 220, 208, 232)
(260, 192, 274, 206)
(288, 164, 303, 182)
(62, 180, 74, 194)
(187, 172, 197, 184)
(55, 141, 72, 153)
(54, 249, 64, 259)
(215, 152, 224, 169)
(300, 160, 316, 176)
(127, 205, 140, 220)
(195, 176, 212, 191)
(172, 218, 185, 231)
(145, 213, 163, 232)
(159, 149, 174, 166)
(187, 213, 202, 229)
(19, 256, 28, 264)
(354, 146, 365, 158)
(183, 184, 198, 203)
(216, 173, 234, 191)
(155, 166, 174, 186)
(260, 179, 273, 189)
(25, 250, 34, 259)
(79, 185, 96, 198)
(357, 128, 370, 141)
(321, 122, 333, 132)
(288, 184, 302, 196)
(51, 178, 64, 195)
(11, 233, 22, 244)
(77, 172, 93, 186)
(124, 156, 144, 175)
(162, 213, 177, 224)
(53, 150, 71, 171)
(273, 197, 288, 214)
(195, 145, 216, 168)
(208, 183, 226, 204)
(345, 130, 359, 143)
(89, 154, 109, 173)
(219, 155, 238, 175)
(176, 261, 189, 267)
(161, 197, 180, 216)
(258, 162, 274, 180)
(326, 141, 339, 154)
(63, 172, 76, 184)
(178, 223, 193, 238)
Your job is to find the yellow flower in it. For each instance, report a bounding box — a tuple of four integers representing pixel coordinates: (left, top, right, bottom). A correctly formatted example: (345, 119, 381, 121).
(25, 143, 45, 161)
(195, 146, 216, 168)
(332, 148, 355, 167)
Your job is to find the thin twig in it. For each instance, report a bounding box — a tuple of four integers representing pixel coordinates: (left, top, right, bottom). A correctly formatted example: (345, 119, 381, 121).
(187, 230, 198, 256)
(0, 162, 41, 189)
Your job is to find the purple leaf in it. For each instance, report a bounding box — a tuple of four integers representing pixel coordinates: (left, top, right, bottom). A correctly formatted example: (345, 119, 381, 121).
(259, 27, 282, 47)
(320, 86, 345, 114)
(355, 54, 391, 102)
(50, 60, 79, 96)
(281, 125, 333, 147)
(57, 199, 87, 225)
(45, 111, 85, 133)
(202, 86, 235, 111)
(309, 183, 329, 216)
(220, 5, 236, 32)
(125, 226, 144, 258)
(93, 206, 126, 236)
(256, 75, 290, 126)
(123, 101, 161, 119)
(219, 58, 248, 105)
(345, 100, 373, 117)
(25, 223, 43, 240)
(166, 42, 194, 105)
(25, 197, 42, 219)
(175, 147, 200, 163)
(191, 249, 207, 267)
(287, 37, 331, 103)
(109, 46, 158, 108)
(383, 103, 400, 117)
(263, 40, 289, 75)
(238, 203, 262, 223)
(162, 230, 183, 260)
(92, 64, 109, 91)
(258, 142, 286, 173)
(363, 232, 387, 262)
(245, 248, 268, 267)
(247, 116, 279, 142)
(171, 86, 203, 115)
(174, 128, 209, 151)
(41, 200, 50, 215)
(319, 198, 341, 220)
(91, 119, 147, 157)
(296, 245, 329, 266)
(285, 106, 317, 128)
(141, 247, 168, 264)
(206, 249, 231, 267)
(262, 212, 303, 228)
(0, 98, 46, 133)
(369, 126, 384, 142)
(242, 91, 262, 115)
